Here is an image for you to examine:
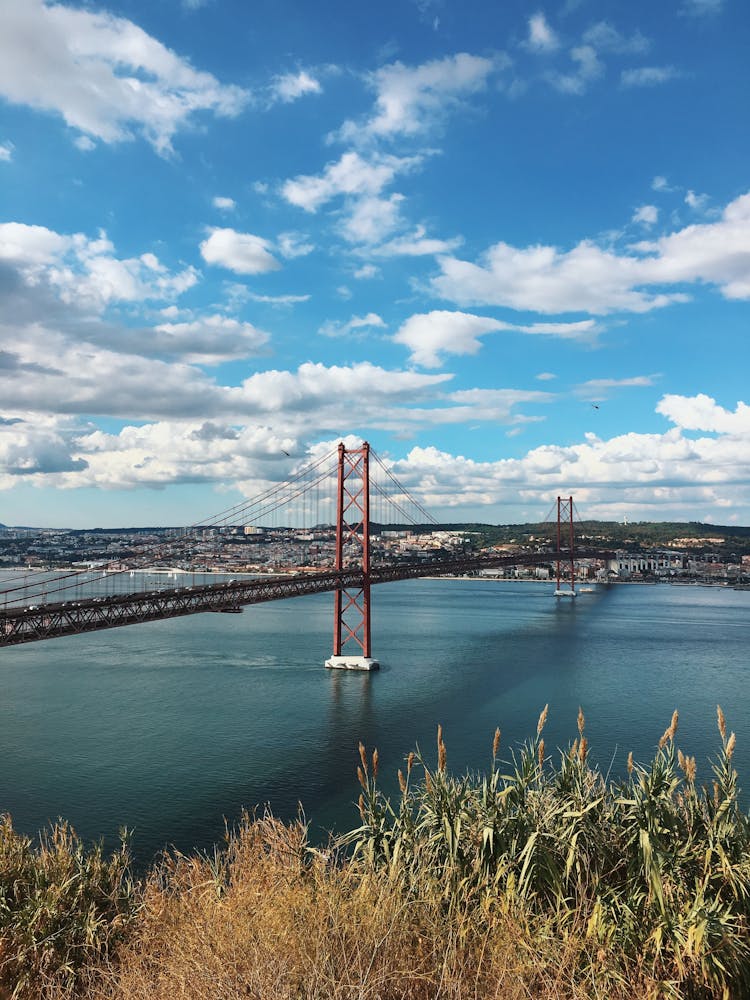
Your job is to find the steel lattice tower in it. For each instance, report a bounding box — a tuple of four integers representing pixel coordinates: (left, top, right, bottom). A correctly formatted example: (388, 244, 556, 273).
(325, 442, 379, 670)
(555, 495, 576, 597)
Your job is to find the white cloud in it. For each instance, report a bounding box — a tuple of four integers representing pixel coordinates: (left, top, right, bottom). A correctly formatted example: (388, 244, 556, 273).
(0, 0, 248, 155)
(281, 151, 421, 212)
(0, 141, 14, 162)
(551, 45, 603, 95)
(518, 320, 599, 339)
(633, 204, 658, 226)
(432, 190, 750, 314)
(270, 70, 322, 103)
(581, 22, 650, 54)
(621, 66, 680, 88)
(527, 13, 560, 52)
(685, 189, 709, 211)
(536, 372, 557, 381)
(656, 394, 750, 434)
(373, 226, 463, 257)
(574, 375, 660, 402)
(393, 310, 508, 367)
(319, 313, 386, 338)
(354, 264, 380, 279)
(380, 393, 750, 519)
(340, 193, 405, 245)
(0, 221, 198, 310)
(244, 292, 311, 306)
(651, 175, 671, 192)
(277, 232, 314, 258)
(337, 52, 500, 142)
(200, 228, 281, 275)
(393, 311, 600, 367)
(152, 314, 270, 364)
(212, 196, 236, 212)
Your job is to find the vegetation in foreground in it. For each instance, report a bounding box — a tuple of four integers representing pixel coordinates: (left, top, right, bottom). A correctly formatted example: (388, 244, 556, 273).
(1, 708, 749, 1000)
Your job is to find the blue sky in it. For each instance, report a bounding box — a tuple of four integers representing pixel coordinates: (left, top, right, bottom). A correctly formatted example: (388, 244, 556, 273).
(0, 0, 748, 528)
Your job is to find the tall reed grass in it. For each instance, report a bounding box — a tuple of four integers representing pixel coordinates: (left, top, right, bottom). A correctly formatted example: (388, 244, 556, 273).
(2, 708, 748, 999)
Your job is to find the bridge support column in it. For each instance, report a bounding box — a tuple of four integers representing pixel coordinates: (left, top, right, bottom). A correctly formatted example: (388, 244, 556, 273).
(325, 442, 379, 671)
(555, 495, 577, 598)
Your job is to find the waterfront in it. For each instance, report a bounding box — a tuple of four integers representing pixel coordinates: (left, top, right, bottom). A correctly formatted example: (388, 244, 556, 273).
(1, 579, 748, 867)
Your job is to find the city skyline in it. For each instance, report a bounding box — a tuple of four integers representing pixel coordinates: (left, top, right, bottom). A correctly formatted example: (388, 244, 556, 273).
(0, 0, 748, 528)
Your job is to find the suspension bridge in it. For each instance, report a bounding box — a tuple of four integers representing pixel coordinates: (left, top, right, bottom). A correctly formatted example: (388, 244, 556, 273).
(0, 443, 615, 666)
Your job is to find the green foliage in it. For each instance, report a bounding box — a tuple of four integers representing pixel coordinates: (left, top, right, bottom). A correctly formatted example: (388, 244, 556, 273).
(451, 519, 750, 555)
(345, 709, 750, 998)
(0, 816, 139, 998)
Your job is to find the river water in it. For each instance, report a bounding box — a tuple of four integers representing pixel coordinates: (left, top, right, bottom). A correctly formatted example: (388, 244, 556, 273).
(1, 578, 748, 867)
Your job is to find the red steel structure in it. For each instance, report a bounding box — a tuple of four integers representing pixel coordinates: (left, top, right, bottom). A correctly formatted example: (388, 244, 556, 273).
(556, 495, 576, 594)
(331, 441, 372, 662)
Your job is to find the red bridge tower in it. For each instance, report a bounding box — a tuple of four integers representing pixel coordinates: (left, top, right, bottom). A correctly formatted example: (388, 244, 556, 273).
(325, 442, 379, 671)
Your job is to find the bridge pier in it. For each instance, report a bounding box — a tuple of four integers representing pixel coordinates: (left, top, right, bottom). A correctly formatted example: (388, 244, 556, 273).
(325, 654, 379, 671)
(326, 442, 380, 671)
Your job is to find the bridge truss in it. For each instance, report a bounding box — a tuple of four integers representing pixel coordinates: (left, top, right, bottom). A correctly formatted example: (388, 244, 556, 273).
(0, 443, 614, 655)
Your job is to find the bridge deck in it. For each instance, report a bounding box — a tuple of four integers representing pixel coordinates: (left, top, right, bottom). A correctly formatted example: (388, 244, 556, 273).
(0, 549, 613, 647)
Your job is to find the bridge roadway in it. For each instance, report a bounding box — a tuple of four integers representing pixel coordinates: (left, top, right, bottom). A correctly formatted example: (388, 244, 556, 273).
(0, 548, 613, 647)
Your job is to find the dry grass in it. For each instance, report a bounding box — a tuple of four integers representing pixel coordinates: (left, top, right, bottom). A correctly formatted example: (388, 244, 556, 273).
(3, 708, 749, 1000)
(84, 813, 627, 1000)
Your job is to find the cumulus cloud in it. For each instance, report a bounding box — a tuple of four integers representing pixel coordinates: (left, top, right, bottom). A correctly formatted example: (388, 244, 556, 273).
(656, 394, 750, 434)
(269, 70, 322, 103)
(431, 190, 750, 314)
(150, 315, 270, 364)
(0, 0, 248, 155)
(392, 311, 598, 367)
(0, 221, 198, 311)
(393, 310, 509, 367)
(0, 412, 89, 480)
(336, 52, 501, 142)
(200, 228, 281, 275)
(0, 141, 13, 162)
(379, 393, 750, 520)
(281, 151, 421, 212)
(4, 381, 750, 523)
(212, 196, 236, 212)
(340, 194, 405, 245)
